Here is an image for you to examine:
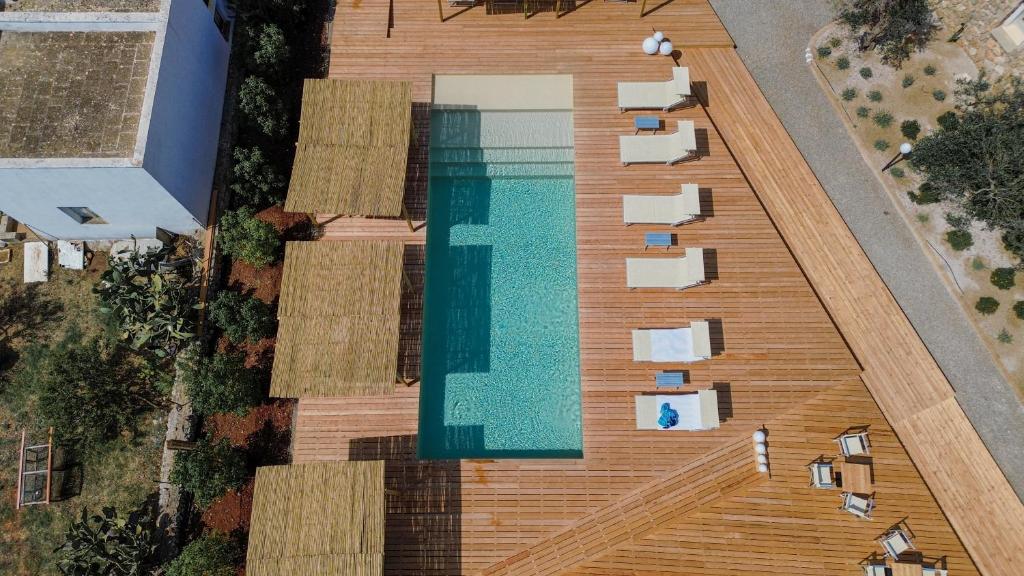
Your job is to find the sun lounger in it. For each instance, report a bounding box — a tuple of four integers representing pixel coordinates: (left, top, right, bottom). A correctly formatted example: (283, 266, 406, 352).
(617, 67, 691, 111)
(632, 321, 711, 362)
(23, 242, 48, 283)
(620, 120, 697, 165)
(626, 247, 705, 289)
(840, 492, 875, 519)
(634, 389, 719, 430)
(623, 183, 701, 226)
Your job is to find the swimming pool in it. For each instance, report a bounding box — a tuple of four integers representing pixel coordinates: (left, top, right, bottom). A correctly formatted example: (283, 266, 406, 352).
(418, 105, 582, 459)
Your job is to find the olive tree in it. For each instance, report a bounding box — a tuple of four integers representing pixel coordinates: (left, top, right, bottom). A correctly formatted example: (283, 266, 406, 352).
(835, 0, 936, 66)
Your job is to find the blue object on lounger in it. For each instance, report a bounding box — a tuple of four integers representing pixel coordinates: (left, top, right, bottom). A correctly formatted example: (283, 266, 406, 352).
(658, 402, 679, 429)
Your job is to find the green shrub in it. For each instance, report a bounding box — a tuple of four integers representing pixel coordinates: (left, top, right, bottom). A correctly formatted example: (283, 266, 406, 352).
(209, 291, 275, 344)
(900, 119, 921, 140)
(856, 106, 871, 118)
(230, 146, 286, 206)
(998, 329, 1013, 344)
(867, 89, 883, 102)
(1003, 229, 1024, 258)
(872, 110, 893, 128)
(836, 55, 850, 70)
(946, 229, 973, 251)
(873, 139, 890, 151)
(181, 351, 261, 416)
(991, 267, 1016, 290)
(907, 182, 940, 204)
(859, 66, 873, 79)
(971, 257, 986, 271)
(1014, 300, 1024, 320)
(828, 36, 842, 48)
(238, 76, 288, 138)
(932, 88, 946, 101)
(901, 73, 915, 88)
(945, 212, 971, 230)
(817, 46, 832, 58)
(244, 22, 290, 75)
(915, 212, 930, 223)
(936, 110, 959, 131)
(923, 64, 937, 76)
(170, 438, 247, 508)
(217, 206, 280, 269)
(56, 506, 157, 575)
(841, 87, 857, 101)
(890, 166, 905, 178)
(975, 296, 999, 315)
(165, 534, 238, 576)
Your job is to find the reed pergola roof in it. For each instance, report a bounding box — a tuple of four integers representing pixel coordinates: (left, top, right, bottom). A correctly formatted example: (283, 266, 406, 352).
(247, 461, 385, 576)
(285, 79, 413, 217)
(271, 241, 404, 398)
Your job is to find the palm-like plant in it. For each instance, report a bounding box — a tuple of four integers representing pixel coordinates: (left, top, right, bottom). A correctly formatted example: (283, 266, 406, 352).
(95, 247, 198, 357)
(55, 506, 156, 576)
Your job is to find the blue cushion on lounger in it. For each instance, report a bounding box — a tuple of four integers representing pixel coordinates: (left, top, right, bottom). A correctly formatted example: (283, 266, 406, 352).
(658, 402, 679, 429)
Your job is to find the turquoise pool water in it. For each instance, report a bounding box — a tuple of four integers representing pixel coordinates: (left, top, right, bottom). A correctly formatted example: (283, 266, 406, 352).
(418, 108, 582, 459)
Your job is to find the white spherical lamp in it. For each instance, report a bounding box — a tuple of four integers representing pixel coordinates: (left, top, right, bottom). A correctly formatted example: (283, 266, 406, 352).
(653, 31, 665, 42)
(900, 142, 913, 155)
(659, 40, 674, 56)
(754, 443, 767, 455)
(642, 37, 660, 55)
(756, 454, 768, 464)
(752, 430, 766, 443)
(757, 463, 769, 473)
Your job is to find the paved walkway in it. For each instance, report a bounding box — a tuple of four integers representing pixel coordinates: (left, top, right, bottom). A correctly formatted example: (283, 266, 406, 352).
(708, 0, 1024, 500)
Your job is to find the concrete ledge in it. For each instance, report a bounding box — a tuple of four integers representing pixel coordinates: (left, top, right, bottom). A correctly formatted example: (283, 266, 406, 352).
(432, 74, 573, 110)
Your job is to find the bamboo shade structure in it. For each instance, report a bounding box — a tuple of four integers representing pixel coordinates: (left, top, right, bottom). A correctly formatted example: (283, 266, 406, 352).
(285, 79, 413, 216)
(271, 241, 403, 397)
(247, 461, 385, 576)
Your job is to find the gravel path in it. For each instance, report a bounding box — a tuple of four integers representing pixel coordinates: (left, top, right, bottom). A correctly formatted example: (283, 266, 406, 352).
(708, 0, 1024, 500)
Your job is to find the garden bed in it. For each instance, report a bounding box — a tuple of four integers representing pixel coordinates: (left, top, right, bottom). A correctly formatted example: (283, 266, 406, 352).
(811, 21, 1024, 393)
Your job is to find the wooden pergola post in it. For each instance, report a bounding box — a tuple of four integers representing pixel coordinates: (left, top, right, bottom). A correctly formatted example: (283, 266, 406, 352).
(555, 0, 561, 16)
(437, 0, 444, 21)
(640, 0, 647, 17)
(401, 203, 415, 232)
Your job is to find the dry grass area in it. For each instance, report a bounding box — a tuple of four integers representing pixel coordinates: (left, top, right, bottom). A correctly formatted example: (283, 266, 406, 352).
(3, 0, 160, 11)
(0, 31, 153, 158)
(0, 243, 164, 575)
(814, 23, 1024, 394)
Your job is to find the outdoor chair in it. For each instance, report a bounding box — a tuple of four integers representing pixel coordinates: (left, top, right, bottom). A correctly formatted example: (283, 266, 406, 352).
(623, 183, 702, 226)
(620, 120, 697, 165)
(836, 430, 871, 457)
(809, 460, 835, 489)
(632, 321, 711, 362)
(862, 565, 890, 576)
(626, 247, 705, 289)
(879, 528, 915, 558)
(618, 67, 692, 111)
(840, 492, 875, 519)
(635, 389, 720, 430)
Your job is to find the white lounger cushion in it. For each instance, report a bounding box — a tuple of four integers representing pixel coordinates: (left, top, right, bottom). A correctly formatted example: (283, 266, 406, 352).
(617, 67, 691, 110)
(623, 183, 701, 225)
(23, 241, 48, 283)
(627, 247, 704, 289)
(632, 321, 711, 362)
(620, 121, 697, 165)
(634, 390, 720, 430)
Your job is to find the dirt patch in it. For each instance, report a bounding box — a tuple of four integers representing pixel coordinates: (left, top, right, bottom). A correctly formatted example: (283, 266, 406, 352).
(201, 480, 254, 535)
(812, 22, 1024, 394)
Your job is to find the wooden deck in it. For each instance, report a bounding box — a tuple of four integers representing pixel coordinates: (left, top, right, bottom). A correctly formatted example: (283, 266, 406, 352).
(288, 1, 1018, 574)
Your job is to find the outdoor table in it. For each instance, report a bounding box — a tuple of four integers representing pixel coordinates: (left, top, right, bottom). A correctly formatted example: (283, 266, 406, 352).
(889, 561, 924, 576)
(841, 460, 873, 494)
(634, 116, 660, 134)
(644, 232, 672, 250)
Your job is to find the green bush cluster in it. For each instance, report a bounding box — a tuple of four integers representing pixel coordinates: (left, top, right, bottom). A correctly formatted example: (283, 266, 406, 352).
(936, 110, 959, 131)
(165, 534, 238, 576)
(836, 55, 850, 70)
(209, 291, 276, 344)
(890, 166, 905, 178)
(872, 110, 894, 128)
(56, 506, 157, 575)
(230, 146, 287, 206)
(859, 66, 873, 79)
(841, 87, 857, 101)
(867, 89, 883, 102)
(217, 206, 281, 269)
(828, 36, 842, 48)
(873, 139, 890, 151)
(991, 267, 1016, 290)
(975, 296, 1000, 315)
(907, 182, 940, 204)
(181, 351, 261, 416)
(817, 46, 832, 58)
(170, 437, 248, 508)
(900, 119, 921, 140)
(932, 89, 946, 101)
(998, 329, 1013, 344)
(923, 64, 937, 76)
(946, 229, 973, 251)
(901, 73, 915, 88)
(1014, 300, 1024, 320)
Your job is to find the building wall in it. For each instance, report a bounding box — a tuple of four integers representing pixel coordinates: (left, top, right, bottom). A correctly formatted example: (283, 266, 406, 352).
(141, 0, 231, 227)
(0, 165, 200, 239)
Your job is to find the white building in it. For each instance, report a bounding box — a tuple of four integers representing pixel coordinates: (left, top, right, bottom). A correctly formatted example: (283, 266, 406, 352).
(0, 0, 232, 240)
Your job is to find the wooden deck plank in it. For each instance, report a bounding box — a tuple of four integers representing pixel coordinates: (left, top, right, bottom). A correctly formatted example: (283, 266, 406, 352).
(286, 1, 997, 574)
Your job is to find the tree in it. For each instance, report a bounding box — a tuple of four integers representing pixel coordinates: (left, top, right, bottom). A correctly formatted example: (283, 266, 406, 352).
(244, 22, 290, 75)
(835, 0, 937, 66)
(217, 206, 281, 269)
(170, 437, 248, 508)
(95, 247, 197, 357)
(55, 505, 156, 576)
(181, 351, 262, 416)
(238, 76, 289, 138)
(908, 74, 1024, 258)
(209, 291, 276, 344)
(164, 534, 237, 576)
(23, 330, 160, 453)
(230, 146, 287, 206)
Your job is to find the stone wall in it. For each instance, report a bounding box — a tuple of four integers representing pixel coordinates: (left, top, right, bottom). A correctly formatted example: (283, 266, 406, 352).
(931, 0, 1023, 77)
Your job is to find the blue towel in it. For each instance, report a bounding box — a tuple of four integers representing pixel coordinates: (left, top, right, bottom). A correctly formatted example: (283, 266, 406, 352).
(658, 402, 679, 429)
